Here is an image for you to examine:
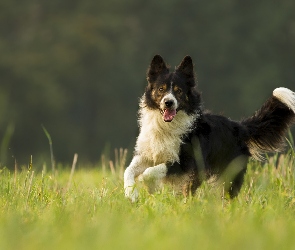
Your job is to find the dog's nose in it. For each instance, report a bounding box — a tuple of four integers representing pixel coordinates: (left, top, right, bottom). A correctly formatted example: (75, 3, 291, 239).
(165, 100, 174, 108)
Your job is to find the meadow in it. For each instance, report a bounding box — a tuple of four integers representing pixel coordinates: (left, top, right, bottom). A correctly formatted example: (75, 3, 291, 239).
(0, 148, 295, 250)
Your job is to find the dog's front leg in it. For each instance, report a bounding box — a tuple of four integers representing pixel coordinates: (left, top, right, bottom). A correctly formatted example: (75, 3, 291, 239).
(124, 155, 148, 202)
(140, 163, 168, 193)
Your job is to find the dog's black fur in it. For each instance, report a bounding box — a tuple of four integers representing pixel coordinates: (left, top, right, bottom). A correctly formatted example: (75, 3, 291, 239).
(124, 55, 295, 200)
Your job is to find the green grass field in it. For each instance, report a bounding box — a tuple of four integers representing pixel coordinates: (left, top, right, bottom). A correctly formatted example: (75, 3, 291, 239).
(0, 150, 295, 250)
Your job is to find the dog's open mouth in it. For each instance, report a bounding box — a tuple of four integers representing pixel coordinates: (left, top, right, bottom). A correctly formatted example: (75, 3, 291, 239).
(163, 109, 176, 122)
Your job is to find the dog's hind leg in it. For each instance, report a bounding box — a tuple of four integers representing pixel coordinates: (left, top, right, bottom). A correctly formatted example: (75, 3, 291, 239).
(181, 171, 203, 197)
(228, 168, 247, 198)
(219, 155, 248, 198)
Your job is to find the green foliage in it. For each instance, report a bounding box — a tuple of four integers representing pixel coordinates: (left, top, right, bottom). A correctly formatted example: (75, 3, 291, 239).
(0, 1, 295, 164)
(0, 153, 294, 249)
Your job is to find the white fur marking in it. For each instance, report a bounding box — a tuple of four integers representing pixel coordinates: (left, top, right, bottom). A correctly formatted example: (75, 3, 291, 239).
(273, 87, 295, 113)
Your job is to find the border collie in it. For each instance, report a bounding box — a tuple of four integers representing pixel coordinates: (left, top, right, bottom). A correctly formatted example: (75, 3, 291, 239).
(124, 55, 295, 202)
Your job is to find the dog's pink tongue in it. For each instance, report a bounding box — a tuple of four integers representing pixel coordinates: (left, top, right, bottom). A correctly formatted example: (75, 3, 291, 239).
(163, 109, 176, 122)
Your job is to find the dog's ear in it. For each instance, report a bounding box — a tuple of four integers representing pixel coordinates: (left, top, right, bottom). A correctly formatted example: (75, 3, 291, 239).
(147, 55, 169, 82)
(176, 56, 195, 86)
(177, 55, 194, 78)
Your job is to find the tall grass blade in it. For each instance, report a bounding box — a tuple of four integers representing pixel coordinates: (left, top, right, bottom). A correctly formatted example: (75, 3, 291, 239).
(41, 124, 55, 172)
(66, 153, 78, 192)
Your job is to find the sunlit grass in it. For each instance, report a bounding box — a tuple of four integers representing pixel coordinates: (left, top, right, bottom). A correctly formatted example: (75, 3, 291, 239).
(0, 151, 295, 249)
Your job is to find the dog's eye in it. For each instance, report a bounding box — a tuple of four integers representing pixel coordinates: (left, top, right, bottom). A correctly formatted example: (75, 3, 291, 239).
(158, 87, 164, 92)
(177, 88, 182, 95)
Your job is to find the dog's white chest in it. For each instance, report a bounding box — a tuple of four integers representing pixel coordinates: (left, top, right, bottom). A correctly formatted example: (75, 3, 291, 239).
(135, 108, 197, 165)
(136, 128, 181, 164)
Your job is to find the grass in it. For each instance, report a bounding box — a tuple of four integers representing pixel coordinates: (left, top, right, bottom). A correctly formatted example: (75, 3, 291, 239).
(0, 150, 295, 249)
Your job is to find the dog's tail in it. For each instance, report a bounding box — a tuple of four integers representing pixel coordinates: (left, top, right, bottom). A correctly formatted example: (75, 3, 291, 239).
(242, 87, 295, 160)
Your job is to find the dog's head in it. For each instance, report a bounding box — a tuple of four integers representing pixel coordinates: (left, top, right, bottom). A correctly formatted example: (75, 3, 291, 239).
(144, 55, 201, 122)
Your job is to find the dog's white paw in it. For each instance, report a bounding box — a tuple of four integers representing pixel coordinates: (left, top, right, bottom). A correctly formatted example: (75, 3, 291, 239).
(141, 166, 164, 193)
(124, 185, 139, 203)
(142, 167, 156, 181)
(142, 164, 167, 181)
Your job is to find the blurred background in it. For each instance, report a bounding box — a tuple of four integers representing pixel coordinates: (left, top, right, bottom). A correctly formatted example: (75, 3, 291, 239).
(0, 0, 295, 167)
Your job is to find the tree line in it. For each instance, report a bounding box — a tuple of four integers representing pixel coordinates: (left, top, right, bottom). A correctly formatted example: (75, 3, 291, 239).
(0, 0, 294, 167)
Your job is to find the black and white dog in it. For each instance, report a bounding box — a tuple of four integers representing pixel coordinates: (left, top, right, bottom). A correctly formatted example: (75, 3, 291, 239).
(124, 55, 295, 202)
